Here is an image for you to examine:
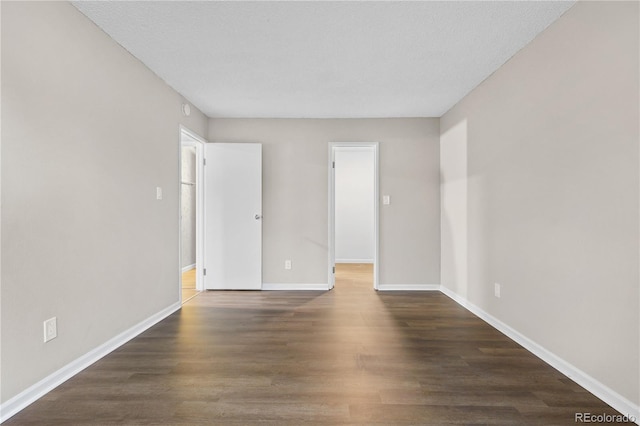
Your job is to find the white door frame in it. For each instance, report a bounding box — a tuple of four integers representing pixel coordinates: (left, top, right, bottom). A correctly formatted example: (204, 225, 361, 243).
(328, 142, 379, 290)
(179, 126, 206, 296)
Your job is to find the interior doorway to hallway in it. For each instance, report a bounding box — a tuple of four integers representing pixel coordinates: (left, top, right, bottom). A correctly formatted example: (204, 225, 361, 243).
(328, 142, 379, 290)
(180, 127, 205, 303)
(334, 263, 374, 291)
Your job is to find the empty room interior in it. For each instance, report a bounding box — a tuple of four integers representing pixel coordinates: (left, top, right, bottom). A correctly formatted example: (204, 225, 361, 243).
(1, 1, 639, 424)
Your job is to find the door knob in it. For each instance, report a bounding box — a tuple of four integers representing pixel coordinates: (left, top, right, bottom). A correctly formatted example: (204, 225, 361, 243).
(255, 214, 262, 220)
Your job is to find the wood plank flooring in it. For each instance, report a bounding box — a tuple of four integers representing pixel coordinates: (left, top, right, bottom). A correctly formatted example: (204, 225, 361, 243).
(6, 264, 623, 425)
(181, 268, 199, 304)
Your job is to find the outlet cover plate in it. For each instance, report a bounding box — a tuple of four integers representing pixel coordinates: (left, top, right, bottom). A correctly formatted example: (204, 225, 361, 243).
(44, 317, 57, 342)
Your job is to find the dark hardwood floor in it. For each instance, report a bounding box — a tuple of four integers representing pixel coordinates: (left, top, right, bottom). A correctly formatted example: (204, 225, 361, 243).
(6, 264, 623, 425)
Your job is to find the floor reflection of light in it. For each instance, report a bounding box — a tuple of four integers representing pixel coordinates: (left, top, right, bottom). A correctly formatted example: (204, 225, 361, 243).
(330, 264, 417, 401)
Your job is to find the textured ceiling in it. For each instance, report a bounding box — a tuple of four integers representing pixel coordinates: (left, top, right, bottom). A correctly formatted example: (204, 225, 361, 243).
(72, 1, 575, 118)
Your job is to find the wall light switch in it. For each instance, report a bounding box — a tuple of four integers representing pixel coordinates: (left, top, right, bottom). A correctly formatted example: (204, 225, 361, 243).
(285, 260, 292, 270)
(494, 283, 501, 298)
(156, 187, 163, 200)
(383, 195, 390, 205)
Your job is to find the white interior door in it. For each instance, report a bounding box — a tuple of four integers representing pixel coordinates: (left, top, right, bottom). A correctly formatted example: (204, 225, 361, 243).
(204, 143, 262, 290)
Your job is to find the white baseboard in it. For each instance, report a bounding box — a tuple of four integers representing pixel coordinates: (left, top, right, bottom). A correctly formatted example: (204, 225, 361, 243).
(439, 286, 640, 424)
(181, 264, 196, 273)
(377, 284, 440, 291)
(262, 283, 330, 291)
(0, 301, 181, 424)
(335, 259, 374, 264)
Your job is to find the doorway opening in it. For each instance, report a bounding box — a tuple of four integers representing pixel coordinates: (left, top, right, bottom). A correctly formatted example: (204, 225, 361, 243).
(180, 127, 205, 303)
(328, 142, 379, 290)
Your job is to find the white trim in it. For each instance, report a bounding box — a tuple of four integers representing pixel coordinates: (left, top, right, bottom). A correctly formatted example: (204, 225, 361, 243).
(0, 302, 181, 424)
(439, 286, 640, 424)
(181, 264, 196, 273)
(262, 283, 330, 291)
(335, 259, 374, 264)
(179, 126, 207, 293)
(377, 284, 441, 291)
(327, 143, 335, 290)
(328, 142, 379, 290)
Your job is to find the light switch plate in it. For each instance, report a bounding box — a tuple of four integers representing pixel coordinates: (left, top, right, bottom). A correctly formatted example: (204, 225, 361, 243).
(383, 195, 390, 205)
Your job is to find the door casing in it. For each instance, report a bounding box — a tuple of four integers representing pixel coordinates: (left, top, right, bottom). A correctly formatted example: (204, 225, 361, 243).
(328, 142, 379, 290)
(179, 126, 206, 296)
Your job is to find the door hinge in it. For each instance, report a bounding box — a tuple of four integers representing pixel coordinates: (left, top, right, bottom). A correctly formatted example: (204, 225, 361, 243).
(203, 268, 207, 276)
(332, 266, 335, 274)
(332, 161, 335, 169)
(203, 158, 207, 166)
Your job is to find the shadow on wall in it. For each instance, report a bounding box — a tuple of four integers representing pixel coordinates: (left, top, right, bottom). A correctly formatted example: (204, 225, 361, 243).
(440, 118, 469, 300)
(441, 117, 503, 311)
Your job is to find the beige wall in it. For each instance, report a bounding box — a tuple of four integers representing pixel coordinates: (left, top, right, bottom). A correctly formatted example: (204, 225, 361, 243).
(440, 119, 467, 299)
(209, 118, 440, 286)
(441, 1, 639, 405)
(1, 1, 207, 403)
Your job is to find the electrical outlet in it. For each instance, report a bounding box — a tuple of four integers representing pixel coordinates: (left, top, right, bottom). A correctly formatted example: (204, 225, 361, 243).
(494, 283, 501, 298)
(285, 260, 292, 270)
(44, 317, 57, 342)
(156, 187, 163, 200)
